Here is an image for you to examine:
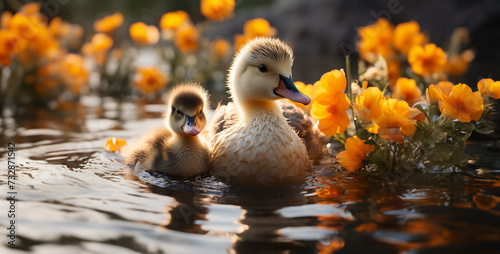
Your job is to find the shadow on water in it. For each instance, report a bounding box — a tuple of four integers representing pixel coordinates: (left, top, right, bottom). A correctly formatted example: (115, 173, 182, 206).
(1, 98, 500, 253)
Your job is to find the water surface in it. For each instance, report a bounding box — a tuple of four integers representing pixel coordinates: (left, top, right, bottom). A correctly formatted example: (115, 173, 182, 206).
(1, 97, 500, 253)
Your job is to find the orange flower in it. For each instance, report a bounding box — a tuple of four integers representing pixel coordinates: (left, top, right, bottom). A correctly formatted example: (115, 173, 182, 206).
(134, 67, 168, 94)
(59, 54, 89, 93)
(49, 17, 69, 38)
(8, 13, 44, 39)
(19, 2, 41, 16)
(408, 43, 446, 77)
(477, 78, 500, 99)
(175, 23, 199, 54)
(393, 21, 427, 55)
(7, 12, 59, 58)
(445, 50, 474, 77)
(160, 10, 190, 30)
(200, 0, 235, 21)
(336, 136, 374, 172)
(358, 18, 394, 63)
(94, 12, 124, 33)
(0, 29, 27, 66)
(243, 18, 276, 38)
(82, 33, 113, 55)
(354, 87, 384, 133)
(129, 22, 159, 46)
(311, 69, 351, 135)
(427, 81, 454, 103)
(105, 137, 127, 153)
(392, 78, 422, 106)
(211, 38, 230, 59)
(234, 18, 276, 52)
(1, 11, 12, 28)
(375, 99, 417, 143)
(290, 81, 314, 110)
(234, 33, 251, 52)
(428, 83, 483, 122)
(387, 59, 401, 88)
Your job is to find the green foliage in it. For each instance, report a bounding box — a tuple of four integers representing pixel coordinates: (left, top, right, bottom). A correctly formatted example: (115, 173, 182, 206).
(362, 104, 494, 178)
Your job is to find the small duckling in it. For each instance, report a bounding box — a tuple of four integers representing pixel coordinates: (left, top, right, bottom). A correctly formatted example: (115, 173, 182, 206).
(124, 83, 210, 177)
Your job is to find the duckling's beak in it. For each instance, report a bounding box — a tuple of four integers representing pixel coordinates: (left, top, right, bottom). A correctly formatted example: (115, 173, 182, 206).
(274, 75, 311, 105)
(183, 115, 200, 136)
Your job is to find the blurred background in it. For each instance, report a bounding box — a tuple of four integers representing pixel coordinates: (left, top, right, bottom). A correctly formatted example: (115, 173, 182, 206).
(2, 0, 499, 85)
(2, 0, 500, 85)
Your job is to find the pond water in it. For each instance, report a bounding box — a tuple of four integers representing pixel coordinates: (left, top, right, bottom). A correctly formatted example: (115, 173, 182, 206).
(1, 97, 500, 254)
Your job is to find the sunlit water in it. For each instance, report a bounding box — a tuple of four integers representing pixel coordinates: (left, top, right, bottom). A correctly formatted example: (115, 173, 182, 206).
(1, 96, 500, 254)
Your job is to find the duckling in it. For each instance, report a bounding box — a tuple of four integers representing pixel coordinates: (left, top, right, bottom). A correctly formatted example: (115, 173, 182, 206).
(209, 37, 312, 184)
(124, 83, 210, 177)
(210, 101, 325, 163)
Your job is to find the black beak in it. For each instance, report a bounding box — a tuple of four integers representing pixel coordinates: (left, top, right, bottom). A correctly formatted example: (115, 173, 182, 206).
(273, 75, 312, 105)
(279, 75, 299, 93)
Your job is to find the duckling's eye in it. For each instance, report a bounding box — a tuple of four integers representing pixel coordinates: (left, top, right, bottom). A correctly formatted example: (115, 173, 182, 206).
(199, 109, 203, 115)
(258, 64, 268, 73)
(175, 108, 182, 115)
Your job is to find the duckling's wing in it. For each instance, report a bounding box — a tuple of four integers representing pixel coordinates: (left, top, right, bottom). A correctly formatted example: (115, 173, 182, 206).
(207, 102, 239, 135)
(280, 101, 325, 163)
(123, 128, 172, 171)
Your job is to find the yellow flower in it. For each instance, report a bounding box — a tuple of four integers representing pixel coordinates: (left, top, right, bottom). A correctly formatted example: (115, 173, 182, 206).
(445, 50, 474, 77)
(392, 77, 422, 106)
(428, 83, 483, 122)
(93, 12, 124, 33)
(354, 87, 384, 133)
(211, 38, 230, 59)
(408, 43, 446, 77)
(175, 23, 199, 54)
(105, 137, 127, 153)
(311, 69, 351, 135)
(358, 18, 394, 63)
(336, 136, 374, 172)
(160, 10, 190, 30)
(134, 67, 168, 94)
(200, 0, 235, 21)
(290, 81, 314, 110)
(477, 78, 500, 99)
(393, 21, 427, 55)
(375, 99, 417, 143)
(129, 22, 159, 46)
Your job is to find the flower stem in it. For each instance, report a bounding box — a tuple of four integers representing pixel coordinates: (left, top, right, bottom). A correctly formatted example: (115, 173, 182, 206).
(345, 54, 359, 136)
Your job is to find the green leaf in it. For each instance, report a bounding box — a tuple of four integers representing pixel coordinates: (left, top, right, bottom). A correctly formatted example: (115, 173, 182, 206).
(475, 119, 496, 134)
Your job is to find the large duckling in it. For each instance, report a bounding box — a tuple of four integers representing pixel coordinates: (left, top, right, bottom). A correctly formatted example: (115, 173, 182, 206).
(124, 83, 210, 177)
(210, 101, 325, 163)
(209, 37, 312, 184)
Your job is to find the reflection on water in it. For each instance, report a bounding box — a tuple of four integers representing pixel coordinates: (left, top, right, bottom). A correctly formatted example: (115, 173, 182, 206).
(1, 96, 500, 253)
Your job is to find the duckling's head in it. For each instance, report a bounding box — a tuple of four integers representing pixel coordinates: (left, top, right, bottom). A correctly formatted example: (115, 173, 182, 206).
(166, 83, 209, 136)
(228, 37, 311, 107)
